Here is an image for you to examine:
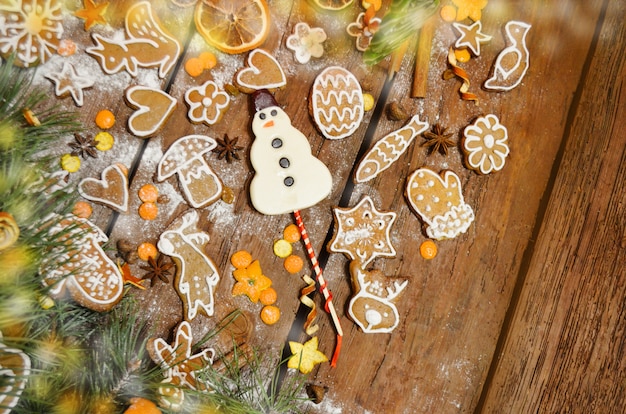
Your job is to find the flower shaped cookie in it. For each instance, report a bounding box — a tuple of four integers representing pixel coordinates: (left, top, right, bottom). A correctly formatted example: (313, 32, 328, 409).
(184, 80, 230, 126)
(232, 260, 272, 303)
(346, 12, 381, 52)
(462, 114, 509, 174)
(286, 22, 327, 64)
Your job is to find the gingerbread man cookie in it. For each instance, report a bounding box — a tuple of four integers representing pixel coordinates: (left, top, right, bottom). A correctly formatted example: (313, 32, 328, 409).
(405, 168, 474, 240)
(157, 209, 220, 321)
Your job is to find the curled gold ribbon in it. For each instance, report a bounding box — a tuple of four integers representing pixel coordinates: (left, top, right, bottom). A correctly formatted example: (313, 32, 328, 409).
(443, 48, 479, 104)
(300, 274, 319, 335)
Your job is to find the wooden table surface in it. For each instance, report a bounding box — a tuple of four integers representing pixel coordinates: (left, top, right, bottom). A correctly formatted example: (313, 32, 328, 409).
(24, 0, 625, 412)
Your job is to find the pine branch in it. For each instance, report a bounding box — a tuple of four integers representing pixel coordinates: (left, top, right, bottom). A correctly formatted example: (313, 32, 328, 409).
(364, 0, 439, 66)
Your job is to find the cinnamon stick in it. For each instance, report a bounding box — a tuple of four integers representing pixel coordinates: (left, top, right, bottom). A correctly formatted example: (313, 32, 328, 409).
(412, 16, 437, 98)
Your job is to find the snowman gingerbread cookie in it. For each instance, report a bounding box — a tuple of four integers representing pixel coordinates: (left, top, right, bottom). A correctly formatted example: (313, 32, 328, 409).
(248, 90, 333, 215)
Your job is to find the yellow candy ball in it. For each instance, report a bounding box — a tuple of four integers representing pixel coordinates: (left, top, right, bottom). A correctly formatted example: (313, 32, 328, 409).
(60, 153, 81, 173)
(273, 239, 293, 258)
(94, 131, 114, 151)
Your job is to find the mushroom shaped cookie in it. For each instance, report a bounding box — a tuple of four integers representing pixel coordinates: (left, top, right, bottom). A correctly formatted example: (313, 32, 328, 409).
(157, 135, 223, 208)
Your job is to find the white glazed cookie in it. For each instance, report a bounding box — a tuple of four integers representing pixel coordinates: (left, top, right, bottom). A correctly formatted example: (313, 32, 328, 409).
(310, 66, 364, 140)
(405, 168, 474, 240)
(157, 135, 223, 209)
(86, 1, 181, 78)
(125, 86, 177, 138)
(78, 164, 129, 213)
(484, 21, 531, 91)
(286, 22, 327, 64)
(328, 196, 396, 267)
(41, 215, 125, 312)
(249, 99, 332, 215)
(157, 210, 221, 321)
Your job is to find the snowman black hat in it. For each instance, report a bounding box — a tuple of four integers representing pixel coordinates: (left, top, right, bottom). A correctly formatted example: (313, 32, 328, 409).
(252, 89, 279, 113)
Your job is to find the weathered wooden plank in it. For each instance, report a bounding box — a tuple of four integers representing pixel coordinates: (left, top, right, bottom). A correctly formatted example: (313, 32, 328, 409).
(478, 0, 626, 411)
(304, 0, 606, 412)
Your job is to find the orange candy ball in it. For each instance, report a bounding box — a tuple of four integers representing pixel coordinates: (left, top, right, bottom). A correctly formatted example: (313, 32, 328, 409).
(260, 305, 280, 325)
(419, 240, 438, 260)
(95, 109, 116, 129)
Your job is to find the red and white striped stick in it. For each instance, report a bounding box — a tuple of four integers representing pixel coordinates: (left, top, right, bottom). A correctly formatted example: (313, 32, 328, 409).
(293, 209, 343, 366)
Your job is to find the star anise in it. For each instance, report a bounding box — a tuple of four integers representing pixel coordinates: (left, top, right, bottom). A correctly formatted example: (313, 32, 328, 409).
(213, 134, 243, 163)
(422, 124, 455, 156)
(69, 134, 98, 159)
(140, 254, 174, 285)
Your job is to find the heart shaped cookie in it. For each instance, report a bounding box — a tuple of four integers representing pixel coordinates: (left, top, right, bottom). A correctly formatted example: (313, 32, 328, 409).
(236, 49, 287, 94)
(78, 164, 129, 212)
(125, 86, 177, 138)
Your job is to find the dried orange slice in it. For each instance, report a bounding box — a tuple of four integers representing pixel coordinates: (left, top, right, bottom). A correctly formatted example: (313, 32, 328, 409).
(194, 0, 270, 54)
(309, 0, 354, 11)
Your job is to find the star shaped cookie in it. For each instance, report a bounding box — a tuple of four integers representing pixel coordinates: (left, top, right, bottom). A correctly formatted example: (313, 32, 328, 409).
(45, 62, 94, 107)
(328, 196, 396, 267)
(452, 20, 492, 56)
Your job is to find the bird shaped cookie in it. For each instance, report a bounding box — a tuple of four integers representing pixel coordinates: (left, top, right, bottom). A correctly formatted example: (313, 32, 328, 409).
(484, 21, 531, 91)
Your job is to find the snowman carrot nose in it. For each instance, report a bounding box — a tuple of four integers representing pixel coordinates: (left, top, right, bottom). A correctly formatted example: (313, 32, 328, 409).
(263, 120, 275, 128)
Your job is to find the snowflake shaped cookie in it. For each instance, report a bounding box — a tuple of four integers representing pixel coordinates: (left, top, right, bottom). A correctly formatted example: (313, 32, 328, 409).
(286, 22, 326, 64)
(45, 62, 95, 107)
(329, 196, 396, 267)
(0, 0, 64, 67)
